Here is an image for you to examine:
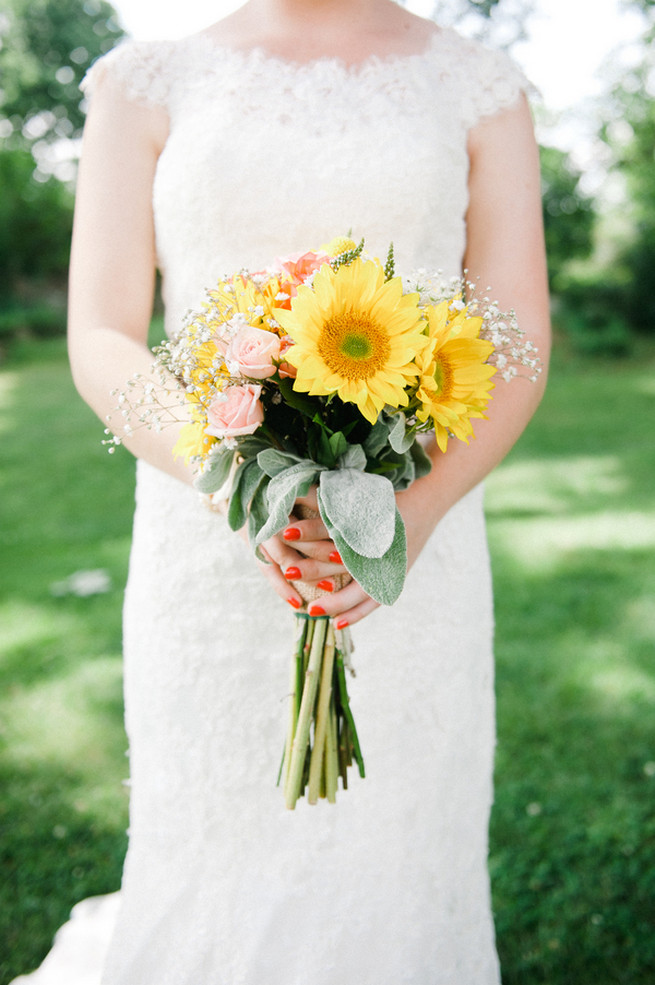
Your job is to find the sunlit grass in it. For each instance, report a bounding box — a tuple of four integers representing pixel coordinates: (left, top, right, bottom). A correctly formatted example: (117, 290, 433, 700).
(485, 339, 655, 983)
(1, 335, 654, 983)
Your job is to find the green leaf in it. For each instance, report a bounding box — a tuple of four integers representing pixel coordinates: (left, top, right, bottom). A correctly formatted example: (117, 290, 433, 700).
(193, 445, 236, 494)
(328, 430, 349, 461)
(411, 441, 433, 480)
(257, 448, 303, 478)
(255, 461, 323, 544)
(319, 502, 407, 606)
(248, 476, 272, 552)
(386, 450, 416, 491)
(363, 417, 393, 458)
(307, 424, 340, 468)
(276, 377, 318, 419)
(387, 412, 414, 454)
(318, 469, 396, 557)
(337, 443, 367, 471)
(227, 459, 266, 532)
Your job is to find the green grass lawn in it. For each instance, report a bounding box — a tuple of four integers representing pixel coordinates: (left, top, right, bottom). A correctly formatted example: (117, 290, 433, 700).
(1, 335, 654, 984)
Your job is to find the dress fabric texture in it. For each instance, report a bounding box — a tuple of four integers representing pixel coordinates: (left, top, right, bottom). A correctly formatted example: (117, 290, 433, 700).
(13, 29, 528, 985)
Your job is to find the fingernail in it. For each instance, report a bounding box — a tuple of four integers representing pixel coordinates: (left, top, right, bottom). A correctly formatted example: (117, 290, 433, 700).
(317, 579, 334, 592)
(284, 566, 302, 580)
(283, 526, 301, 541)
(308, 603, 326, 617)
(335, 617, 349, 630)
(287, 597, 302, 610)
(329, 550, 342, 564)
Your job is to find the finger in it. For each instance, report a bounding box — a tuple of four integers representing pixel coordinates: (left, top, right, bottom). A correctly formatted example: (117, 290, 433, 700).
(280, 553, 349, 585)
(331, 595, 380, 628)
(303, 579, 379, 627)
(282, 516, 329, 544)
(256, 556, 304, 611)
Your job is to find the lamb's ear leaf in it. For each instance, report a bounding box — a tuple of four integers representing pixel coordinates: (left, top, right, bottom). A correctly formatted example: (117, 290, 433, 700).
(257, 448, 304, 478)
(254, 461, 322, 545)
(318, 495, 407, 606)
(318, 469, 396, 557)
(227, 459, 266, 532)
(193, 445, 236, 494)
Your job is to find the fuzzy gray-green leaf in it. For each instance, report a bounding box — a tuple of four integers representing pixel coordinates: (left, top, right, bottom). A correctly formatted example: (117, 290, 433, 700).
(320, 502, 407, 606)
(318, 469, 396, 557)
(193, 446, 236, 494)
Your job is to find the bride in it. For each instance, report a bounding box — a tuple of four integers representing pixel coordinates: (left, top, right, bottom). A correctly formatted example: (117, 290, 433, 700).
(15, 0, 550, 982)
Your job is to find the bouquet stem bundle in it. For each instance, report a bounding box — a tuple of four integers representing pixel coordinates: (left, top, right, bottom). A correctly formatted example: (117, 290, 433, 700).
(282, 616, 364, 809)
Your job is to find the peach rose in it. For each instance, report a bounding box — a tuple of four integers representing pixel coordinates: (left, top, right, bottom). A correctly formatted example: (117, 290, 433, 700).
(277, 335, 297, 379)
(276, 249, 330, 285)
(224, 326, 281, 380)
(206, 384, 264, 438)
(273, 250, 331, 308)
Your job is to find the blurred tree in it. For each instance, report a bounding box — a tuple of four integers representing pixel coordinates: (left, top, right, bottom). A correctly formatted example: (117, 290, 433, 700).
(0, 146, 74, 297)
(0, 0, 124, 305)
(600, 0, 655, 333)
(540, 145, 595, 292)
(0, 0, 124, 147)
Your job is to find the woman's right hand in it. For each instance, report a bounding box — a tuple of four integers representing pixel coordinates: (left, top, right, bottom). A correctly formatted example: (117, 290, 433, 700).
(252, 490, 348, 611)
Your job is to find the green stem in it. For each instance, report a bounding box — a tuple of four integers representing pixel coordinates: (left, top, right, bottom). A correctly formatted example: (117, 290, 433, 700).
(325, 694, 339, 803)
(284, 617, 328, 809)
(336, 647, 365, 779)
(307, 622, 336, 804)
(281, 617, 308, 789)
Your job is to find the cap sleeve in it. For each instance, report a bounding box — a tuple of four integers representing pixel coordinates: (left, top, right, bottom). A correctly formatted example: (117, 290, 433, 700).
(459, 41, 535, 128)
(81, 40, 174, 108)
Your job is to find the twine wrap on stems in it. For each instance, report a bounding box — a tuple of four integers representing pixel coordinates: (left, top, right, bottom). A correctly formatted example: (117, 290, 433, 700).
(287, 504, 351, 604)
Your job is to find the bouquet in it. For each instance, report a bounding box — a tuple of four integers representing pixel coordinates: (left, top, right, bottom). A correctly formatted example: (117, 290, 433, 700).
(108, 236, 541, 809)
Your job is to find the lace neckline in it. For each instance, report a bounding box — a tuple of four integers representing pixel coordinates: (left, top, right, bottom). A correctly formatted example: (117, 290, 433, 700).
(179, 26, 449, 80)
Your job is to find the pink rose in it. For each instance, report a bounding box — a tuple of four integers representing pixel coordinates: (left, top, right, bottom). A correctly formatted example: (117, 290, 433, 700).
(224, 326, 281, 380)
(206, 384, 264, 438)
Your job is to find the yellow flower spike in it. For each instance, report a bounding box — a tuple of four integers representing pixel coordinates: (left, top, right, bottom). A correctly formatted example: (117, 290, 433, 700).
(321, 236, 357, 257)
(275, 258, 427, 424)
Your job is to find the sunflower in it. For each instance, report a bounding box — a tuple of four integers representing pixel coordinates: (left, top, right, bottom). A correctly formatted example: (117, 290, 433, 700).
(275, 258, 427, 424)
(414, 299, 497, 452)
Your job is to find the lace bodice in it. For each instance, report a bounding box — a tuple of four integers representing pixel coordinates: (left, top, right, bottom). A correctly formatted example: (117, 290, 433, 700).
(83, 30, 528, 339)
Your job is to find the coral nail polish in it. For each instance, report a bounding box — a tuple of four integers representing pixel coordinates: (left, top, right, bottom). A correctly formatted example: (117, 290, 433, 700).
(317, 580, 334, 592)
(328, 550, 342, 564)
(283, 527, 301, 541)
(335, 618, 349, 630)
(284, 566, 302, 580)
(308, 603, 326, 617)
(287, 597, 302, 610)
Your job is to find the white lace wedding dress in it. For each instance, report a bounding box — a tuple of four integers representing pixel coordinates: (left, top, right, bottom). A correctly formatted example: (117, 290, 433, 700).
(13, 29, 528, 985)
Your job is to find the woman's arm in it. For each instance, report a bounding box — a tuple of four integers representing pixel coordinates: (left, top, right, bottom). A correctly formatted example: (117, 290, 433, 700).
(68, 66, 193, 483)
(298, 94, 551, 626)
(68, 65, 339, 600)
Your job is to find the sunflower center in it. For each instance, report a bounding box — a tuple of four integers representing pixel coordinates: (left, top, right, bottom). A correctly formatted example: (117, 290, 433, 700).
(433, 355, 453, 397)
(318, 311, 391, 380)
